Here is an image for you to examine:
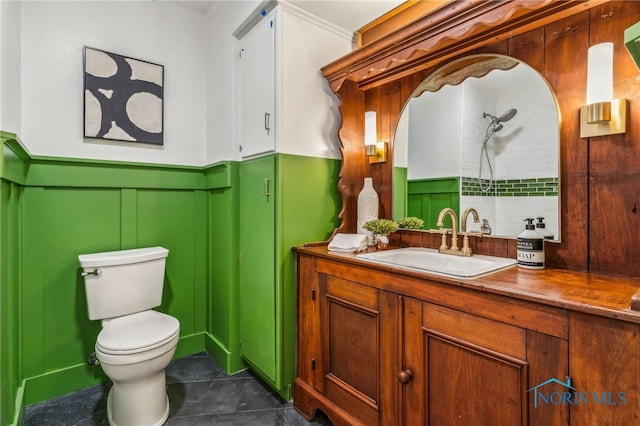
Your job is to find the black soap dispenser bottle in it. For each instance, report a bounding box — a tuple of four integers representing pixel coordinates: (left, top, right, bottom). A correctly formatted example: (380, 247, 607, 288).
(517, 218, 545, 269)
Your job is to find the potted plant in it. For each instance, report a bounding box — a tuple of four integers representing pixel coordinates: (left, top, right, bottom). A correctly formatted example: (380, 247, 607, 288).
(363, 219, 399, 249)
(397, 216, 425, 230)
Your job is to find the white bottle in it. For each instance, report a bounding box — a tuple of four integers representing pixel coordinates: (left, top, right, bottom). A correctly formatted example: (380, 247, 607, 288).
(357, 177, 379, 246)
(517, 218, 544, 269)
(535, 217, 554, 240)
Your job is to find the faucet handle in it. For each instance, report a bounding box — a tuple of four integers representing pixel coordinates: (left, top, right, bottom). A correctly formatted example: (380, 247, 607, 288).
(458, 231, 483, 256)
(429, 228, 450, 250)
(461, 234, 473, 256)
(461, 231, 484, 237)
(480, 218, 492, 235)
(429, 228, 451, 234)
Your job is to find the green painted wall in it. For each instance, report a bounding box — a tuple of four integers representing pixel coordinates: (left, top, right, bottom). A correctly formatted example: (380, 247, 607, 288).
(407, 177, 460, 229)
(19, 184, 213, 405)
(277, 154, 340, 399)
(206, 163, 243, 373)
(393, 167, 408, 220)
(237, 153, 341, 400)
(1, 172, 24, 425)
(1, 133, 26, 426)
(1, 133, 341, 422)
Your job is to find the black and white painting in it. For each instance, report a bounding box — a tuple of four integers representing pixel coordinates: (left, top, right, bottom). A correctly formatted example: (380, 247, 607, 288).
(84, 47, 164, 145)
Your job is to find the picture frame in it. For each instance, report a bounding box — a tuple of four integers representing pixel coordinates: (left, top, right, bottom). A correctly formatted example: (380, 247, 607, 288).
(83, 46, 164, 145)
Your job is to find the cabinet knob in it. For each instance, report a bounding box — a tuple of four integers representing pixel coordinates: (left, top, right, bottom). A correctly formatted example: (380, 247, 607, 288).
(398, 369, 413, 384)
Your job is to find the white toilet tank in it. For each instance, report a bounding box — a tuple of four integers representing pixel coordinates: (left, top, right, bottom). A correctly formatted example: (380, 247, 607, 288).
(79, 246, 169, 320)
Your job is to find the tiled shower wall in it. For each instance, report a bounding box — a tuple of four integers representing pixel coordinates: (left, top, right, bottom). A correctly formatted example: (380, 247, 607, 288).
(460, 65, 559, 238)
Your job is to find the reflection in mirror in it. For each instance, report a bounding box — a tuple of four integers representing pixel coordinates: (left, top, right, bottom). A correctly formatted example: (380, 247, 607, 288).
(393, 54, 560, 241)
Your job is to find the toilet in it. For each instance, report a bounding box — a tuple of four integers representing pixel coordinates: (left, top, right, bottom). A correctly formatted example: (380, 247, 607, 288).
(79, 246, 180, 426)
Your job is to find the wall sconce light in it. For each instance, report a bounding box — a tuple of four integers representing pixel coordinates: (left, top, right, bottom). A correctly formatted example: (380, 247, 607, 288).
(364, 111, 387, 163)
(580, 42, 627, 138)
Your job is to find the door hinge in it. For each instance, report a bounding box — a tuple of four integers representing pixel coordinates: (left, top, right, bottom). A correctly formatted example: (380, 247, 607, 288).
(311, 288, 316, 301)
(311, 358, 316, 371)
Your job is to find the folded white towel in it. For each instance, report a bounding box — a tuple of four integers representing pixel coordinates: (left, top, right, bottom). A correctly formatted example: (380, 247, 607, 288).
(328, 233, 368, 253)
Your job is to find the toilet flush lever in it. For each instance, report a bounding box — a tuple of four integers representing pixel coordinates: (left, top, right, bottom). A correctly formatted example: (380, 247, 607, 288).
(81, 268, 102, 277)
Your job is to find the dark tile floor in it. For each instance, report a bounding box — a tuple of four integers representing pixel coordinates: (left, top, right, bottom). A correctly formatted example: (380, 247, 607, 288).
(23, 352, 331, 425)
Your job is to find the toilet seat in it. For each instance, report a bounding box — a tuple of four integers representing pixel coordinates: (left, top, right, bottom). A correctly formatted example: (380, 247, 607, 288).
(96, 310, 179, 355)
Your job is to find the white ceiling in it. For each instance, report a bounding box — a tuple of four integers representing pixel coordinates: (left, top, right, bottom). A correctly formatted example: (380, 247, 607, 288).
(171, 0, 405, 33)
(288, 1, 405, 33)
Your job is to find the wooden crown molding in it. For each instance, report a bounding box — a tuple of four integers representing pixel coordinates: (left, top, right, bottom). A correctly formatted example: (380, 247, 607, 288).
(322, 0, 608, 91)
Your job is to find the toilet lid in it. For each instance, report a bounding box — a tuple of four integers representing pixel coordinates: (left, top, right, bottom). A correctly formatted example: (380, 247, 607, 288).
(96, 310, 180, 354)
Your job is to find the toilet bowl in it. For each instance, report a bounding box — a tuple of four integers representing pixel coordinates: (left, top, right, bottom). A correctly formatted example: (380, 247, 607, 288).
(79, 247, 180, 426)
(96, 310, 179, 426)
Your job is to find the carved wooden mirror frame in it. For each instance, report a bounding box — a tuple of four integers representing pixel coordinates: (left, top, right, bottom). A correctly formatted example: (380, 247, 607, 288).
(320, 0, 610, 265)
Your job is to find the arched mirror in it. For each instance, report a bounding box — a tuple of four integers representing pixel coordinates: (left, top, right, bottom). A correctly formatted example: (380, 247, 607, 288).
(393, 54, 561, 241)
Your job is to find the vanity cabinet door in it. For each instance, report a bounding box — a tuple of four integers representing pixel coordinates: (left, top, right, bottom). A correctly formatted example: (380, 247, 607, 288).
(317, 275, 399, 426)
(413, 302, 568, 426)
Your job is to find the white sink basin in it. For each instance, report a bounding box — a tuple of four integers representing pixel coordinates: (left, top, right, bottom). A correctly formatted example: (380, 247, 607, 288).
(356, 247, 517, 278)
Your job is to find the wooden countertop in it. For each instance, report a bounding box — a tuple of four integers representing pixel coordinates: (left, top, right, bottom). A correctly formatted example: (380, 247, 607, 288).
(296, 244, 640, 325)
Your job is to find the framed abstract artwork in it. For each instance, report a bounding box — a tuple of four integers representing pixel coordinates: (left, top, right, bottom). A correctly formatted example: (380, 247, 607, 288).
(84, 47, 164, 145)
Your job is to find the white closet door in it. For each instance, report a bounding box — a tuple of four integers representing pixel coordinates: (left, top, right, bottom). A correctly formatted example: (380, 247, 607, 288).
(238, 10, 276, 159)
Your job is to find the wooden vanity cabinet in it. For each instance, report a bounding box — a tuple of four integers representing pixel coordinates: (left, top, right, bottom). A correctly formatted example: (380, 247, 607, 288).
(295, 254, 400, 425)
(295, 252, 570, 425)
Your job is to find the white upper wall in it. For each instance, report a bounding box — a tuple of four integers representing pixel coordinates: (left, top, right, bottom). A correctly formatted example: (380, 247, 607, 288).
(1, 1, 22, 136)
(407, 84, 462, 180)
(20, 1, 207, 165)
(204, 0, 259, 164)
(7, 1, 351, 166)
(277, 3, 350, 160)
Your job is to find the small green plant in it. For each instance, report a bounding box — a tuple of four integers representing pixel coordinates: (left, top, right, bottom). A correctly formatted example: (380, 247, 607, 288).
(397, 216, 424, 230)
(363, 219, 399, 235)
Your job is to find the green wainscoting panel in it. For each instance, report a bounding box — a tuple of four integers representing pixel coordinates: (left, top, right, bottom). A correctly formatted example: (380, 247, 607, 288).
(0, 142, 243, 418)
(24, 157, 205, 189)
(136, 189, 207, 337)
(208, 162, 242, 373)
(1, 133, 30, 185)
(22, 187, 122, 380)
(407, 177, 460, 229)
(0, 134, 339, 415)
(23, 363, 107, 408)
(277, 153, 340, 400)
(120, 189, 138, 249)
(204, 162, 233, 189)
(393, 167, 408, 220)
(0, 179, 24, 426)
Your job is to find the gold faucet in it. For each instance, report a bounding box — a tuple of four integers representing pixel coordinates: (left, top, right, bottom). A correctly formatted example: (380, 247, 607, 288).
(461, 208, 480, 233)
(435, 208, 460, 254)
(460, 208, 482, 256)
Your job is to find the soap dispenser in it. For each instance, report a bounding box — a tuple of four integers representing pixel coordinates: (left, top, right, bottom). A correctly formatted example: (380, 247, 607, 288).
(517, 218, 544, 269)
(535, 217, 554, 240)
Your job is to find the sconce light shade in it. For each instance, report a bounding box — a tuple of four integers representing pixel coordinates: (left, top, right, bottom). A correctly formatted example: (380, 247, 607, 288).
(586, 42, 613, 105)
(580, 42, 627, 138)
(625, 20, 640, 71)
(365, 111, 377, 146)
(364, 111, 388, 163)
